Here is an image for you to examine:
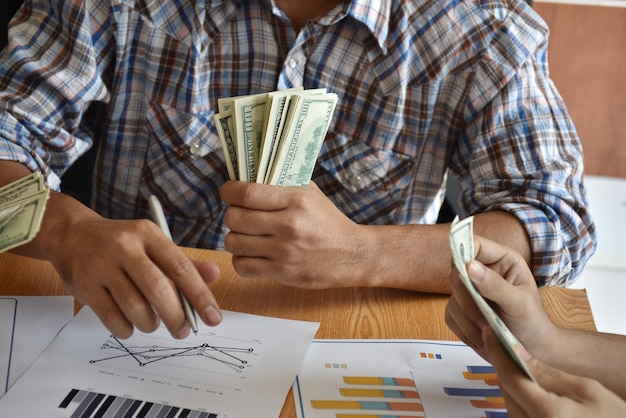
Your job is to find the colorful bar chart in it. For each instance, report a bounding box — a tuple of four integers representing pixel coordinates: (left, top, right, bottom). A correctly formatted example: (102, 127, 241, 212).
(58, 389, 218, 418)
(443, 365, 508, 418)
(310, 375, 424, 416)
(295, 339, 511, 418)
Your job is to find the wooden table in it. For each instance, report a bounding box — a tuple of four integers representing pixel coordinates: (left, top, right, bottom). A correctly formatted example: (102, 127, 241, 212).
(0, 249, 597, 417)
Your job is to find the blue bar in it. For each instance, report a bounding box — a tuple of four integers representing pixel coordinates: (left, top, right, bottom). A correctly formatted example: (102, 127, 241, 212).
(444, 387, 502, 397)
(485, 411, 509, 418)
(466, 365, 496, 374)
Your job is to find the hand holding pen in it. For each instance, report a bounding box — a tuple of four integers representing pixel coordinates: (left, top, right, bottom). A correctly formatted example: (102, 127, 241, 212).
(148, 195, 223, 337)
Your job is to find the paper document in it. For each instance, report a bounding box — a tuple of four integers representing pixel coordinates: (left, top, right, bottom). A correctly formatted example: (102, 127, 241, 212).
(0, 306, 319, 417)
(0, 296, 74, 398)
(294, 339, 510, 418)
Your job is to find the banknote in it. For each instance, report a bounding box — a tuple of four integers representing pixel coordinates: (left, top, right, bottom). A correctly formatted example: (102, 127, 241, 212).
(216, 88, 338, 186)
(0, 172, 50, 253)
(266, 93, 338, 186)
(449, 216, 537, 383)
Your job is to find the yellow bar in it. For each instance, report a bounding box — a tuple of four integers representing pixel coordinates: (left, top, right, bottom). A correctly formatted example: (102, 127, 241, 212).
(340, 388, 385, 397)
(311, 400, 362, 409)
(463, 371, 498, 381)
(343, 376, 384, 385)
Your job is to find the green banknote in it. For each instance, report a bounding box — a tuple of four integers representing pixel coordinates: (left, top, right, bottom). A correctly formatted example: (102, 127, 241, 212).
(0, 172, 50, 253)
(215, 88, 338, 186)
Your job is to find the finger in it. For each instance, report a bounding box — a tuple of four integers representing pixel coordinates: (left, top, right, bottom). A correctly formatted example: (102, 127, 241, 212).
(220, 181, 290, 210)
(472, 236, 531, 286)
(176, 260, 223, 327)
(448, 269, 487, 329)
(465, 259, 531, 312)
(85, 289, 135, 339)
(123, 247, 189, 338)
(105, 268, 161, 334)
(223, 205, 277, 235)
(191, 260, 220, 286)
(145, 240, 223, 330)
(483, 327, 554, 416)
(445, 296, 485, 353)
(499, 386, 529, 418)
(225, 231, 278, 258)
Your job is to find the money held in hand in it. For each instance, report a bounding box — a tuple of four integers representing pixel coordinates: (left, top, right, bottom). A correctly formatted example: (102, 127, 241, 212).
(449, 216, 537, 383)
(0, 172, 50, 253)
(214, 87, 338, 186)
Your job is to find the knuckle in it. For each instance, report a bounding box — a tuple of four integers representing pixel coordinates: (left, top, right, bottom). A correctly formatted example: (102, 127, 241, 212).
(231, 256, 261, 277)
(224, 232, 247, 255)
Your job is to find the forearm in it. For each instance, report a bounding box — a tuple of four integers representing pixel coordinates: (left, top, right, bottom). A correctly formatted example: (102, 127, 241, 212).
(542, 327, 626, 399)
(359, 210, 531, 293)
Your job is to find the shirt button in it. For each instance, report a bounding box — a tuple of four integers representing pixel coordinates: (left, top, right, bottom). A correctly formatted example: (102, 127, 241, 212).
(189, 141, 201, 156)
(288, 58, 297, 68)
(348, 174, 361, 186)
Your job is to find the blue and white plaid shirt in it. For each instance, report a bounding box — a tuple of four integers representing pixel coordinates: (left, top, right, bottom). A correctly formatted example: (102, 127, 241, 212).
(0, 0, 596, 286)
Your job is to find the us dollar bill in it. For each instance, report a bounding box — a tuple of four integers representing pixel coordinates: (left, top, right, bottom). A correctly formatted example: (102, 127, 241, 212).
(214, 111, 239, 181)
(449, 216, 537, 383)
(267, 93, 338, 186)
(216, 87, 338, 187)
(256, 87, 304, 183)
(232, 93, 267, 182)
(0, 172, 50, 253)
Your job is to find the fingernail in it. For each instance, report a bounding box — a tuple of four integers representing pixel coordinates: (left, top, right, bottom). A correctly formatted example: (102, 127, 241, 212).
(176, 326, 190, 340)
(467, 260, 486, 282)
(204, 305, 222, 325)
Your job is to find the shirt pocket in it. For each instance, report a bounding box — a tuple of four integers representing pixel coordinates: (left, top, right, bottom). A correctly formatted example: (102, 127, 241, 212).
(318, 134, 415, 194)
(140, 101, 228, 219)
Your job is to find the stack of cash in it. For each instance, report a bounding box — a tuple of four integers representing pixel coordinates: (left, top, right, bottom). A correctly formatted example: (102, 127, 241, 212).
(214, 87, 338, 186)
(0, 172, 50, 253)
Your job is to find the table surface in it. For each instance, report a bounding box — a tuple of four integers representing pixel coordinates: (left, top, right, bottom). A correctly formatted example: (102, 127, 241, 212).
(0, 248, 597, 417)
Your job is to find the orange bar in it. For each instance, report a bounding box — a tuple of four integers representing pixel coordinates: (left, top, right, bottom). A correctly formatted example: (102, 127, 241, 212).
(470, 399, 506, 409)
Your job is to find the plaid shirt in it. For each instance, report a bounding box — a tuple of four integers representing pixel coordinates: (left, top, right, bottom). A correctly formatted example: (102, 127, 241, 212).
(0, 0, 596, 286)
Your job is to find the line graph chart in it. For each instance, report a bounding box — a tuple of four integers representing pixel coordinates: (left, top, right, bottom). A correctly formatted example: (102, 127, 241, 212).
(91, 335, 254, 372)
(0, 307, 319, 418)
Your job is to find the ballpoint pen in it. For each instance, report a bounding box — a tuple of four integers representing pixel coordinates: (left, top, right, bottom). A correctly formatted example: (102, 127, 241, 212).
(148, 194, 199, 335)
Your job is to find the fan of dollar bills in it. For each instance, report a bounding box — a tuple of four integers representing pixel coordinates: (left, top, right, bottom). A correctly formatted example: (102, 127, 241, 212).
(0, 172, 50, 253)
(214, 87, 338, 186)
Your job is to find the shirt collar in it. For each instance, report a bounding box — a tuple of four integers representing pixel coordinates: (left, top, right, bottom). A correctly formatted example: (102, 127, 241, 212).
(345, 0, 391, 53)
(261, 0, 391, 53)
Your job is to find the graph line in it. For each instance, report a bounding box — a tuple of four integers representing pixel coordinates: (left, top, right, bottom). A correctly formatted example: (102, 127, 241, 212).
(90, 336, 254, 372)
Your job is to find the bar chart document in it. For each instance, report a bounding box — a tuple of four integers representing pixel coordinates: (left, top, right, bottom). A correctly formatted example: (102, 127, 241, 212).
(0, 296, 74, 399)
(294, 340, 509, 418)
(0, 306, 319, 417)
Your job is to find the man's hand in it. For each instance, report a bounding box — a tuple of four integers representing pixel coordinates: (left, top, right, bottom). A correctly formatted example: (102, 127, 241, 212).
(0, 160, 223, 340)
(50, 212, 222, 339)
(220, 180, 368, 289)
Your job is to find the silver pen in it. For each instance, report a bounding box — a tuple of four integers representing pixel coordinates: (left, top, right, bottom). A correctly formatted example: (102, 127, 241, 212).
(148, 195, 199, 335)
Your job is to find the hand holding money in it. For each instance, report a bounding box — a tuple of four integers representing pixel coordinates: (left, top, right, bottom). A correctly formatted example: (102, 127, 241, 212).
(449, 216, 537, 382)
(0, 172, 50, 253)
(214, 87, 338, 186)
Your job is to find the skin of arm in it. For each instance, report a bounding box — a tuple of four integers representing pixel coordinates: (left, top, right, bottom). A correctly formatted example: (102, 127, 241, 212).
(220, 180, 531, 294)
(1, 160, 223, 339)
(482, 326, 626, 417)
(445, 235, 626, 400)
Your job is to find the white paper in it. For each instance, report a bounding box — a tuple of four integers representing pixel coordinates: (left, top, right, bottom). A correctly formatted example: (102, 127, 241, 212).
(0, 306, 319, 417)
(0, 296, 74, 398)
(294, 339, 507, 418)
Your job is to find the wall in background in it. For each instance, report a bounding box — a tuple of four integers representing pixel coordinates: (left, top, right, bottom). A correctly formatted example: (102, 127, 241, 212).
(534, 2, 626, 178)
